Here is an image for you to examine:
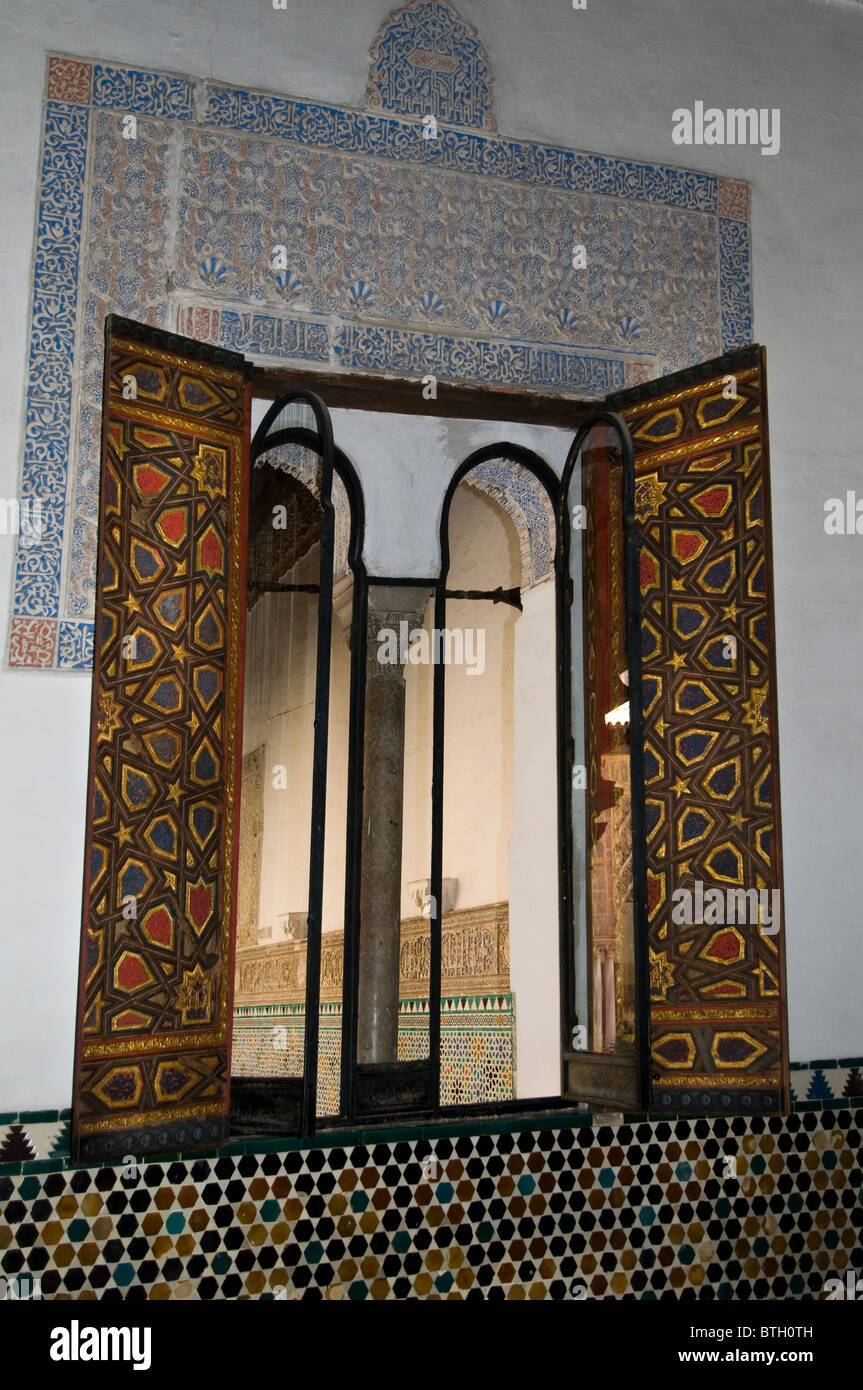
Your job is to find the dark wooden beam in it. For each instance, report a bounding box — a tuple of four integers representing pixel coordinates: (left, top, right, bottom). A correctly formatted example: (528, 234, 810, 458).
(251, 364, 594, 429)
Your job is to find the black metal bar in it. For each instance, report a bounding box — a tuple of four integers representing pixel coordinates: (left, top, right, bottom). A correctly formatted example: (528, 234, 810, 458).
(243, 419, 366, 1132)
(443, 585, 522, 610)
(366, 575, 440, 586)
(341, 513, 368, 1124)
(316, 1093, 580, 1133)
(252, 409, 370, 1129)
(302, 405, 335, 1138)
(429, 579, 445, 1113)
(250, 392, 337, 1140)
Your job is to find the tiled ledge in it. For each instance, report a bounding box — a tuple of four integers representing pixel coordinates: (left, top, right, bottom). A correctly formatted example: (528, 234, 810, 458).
(0, 1108, 593, 1176)
(3, 1056, 861, 1175)
(1, 1061, 861, 1173)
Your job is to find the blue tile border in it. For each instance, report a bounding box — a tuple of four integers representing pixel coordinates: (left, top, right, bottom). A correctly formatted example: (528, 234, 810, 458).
(719, 216, 752, 348)
(333, 323, 628, 391)
(57, 620, 94, 669)
(203, 80, 718, 212)
(92, 63, 195, 119)
(788, 1056, 863, 1106)
(219, 310, 330, 362)
(10, 47, 752, 668)
(14, 101, 88, 624)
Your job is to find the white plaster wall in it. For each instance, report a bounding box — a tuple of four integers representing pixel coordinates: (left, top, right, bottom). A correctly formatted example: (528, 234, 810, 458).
(441, 486, 519, 912)
(244, 565, 317, 938)
(399, 473, 560, 1099)
(242, 547, 352, 940)
(327, 409, 572, 578)
(509, 578, 560, 1098)
(1, 0, 861, 1106)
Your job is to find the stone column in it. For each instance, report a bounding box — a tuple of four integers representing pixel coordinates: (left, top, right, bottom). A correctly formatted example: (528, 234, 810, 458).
(357, 585, 431, 1064)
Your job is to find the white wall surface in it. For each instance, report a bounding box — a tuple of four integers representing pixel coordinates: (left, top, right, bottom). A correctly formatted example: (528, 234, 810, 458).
(509, 579, 559, 1098)
(440, 486, 519, 914)
(1, 0, 861, 1107)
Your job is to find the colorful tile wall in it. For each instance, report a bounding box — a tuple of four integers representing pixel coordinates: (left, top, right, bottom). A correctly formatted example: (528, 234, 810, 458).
(0, 1105, 859, 1299)
(398, 996, 515, 1106)
(11, 3, 752, 668)
(230, 994, 517, 1113)
(231, 1003, 342, 1116)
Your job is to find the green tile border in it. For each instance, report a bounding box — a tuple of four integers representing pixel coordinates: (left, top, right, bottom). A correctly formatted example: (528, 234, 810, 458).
(789, 1056, 863, 1071)
(38, 1108, 593, 1171)
(4, 1102, 859, 1177)
(4, 1060, 863, 1175)
(1, 1108, 66, 1124)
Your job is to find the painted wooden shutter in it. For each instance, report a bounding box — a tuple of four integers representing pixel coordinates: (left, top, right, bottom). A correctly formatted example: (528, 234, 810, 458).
(72, 316, 251, 1162)
(607, 345, 789, 1114)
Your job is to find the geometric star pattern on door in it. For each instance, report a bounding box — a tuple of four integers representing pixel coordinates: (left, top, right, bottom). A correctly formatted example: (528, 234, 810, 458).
(72, 318, 251, 1162)
(609, 346, 787, 1112)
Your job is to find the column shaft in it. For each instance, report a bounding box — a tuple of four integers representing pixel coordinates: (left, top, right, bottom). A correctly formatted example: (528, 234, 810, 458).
(357, 587, 430, 1064)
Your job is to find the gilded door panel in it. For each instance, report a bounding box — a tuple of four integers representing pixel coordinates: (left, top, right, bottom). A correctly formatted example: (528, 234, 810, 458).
(608, 346, 788, 1113)
(71, 316, 251, 1161)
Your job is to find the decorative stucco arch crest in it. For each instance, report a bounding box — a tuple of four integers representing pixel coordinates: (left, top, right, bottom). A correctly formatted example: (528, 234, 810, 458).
(366, 0, 496, 132)
(256, 440, 352, 580)
(463, 457, 555, 589)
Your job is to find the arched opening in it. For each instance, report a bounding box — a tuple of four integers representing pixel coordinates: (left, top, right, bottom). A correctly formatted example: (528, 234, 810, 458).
(557, 413, 647, 1110)
(430, 447, 561, 1103)
(230, 400, 365, 1126)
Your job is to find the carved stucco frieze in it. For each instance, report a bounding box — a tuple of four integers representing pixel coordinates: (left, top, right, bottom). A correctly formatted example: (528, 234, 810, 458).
(233, 901, 510, 1005)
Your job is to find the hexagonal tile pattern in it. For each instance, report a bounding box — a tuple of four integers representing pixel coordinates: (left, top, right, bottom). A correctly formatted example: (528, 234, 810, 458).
(0, 1104, 860, 1300)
